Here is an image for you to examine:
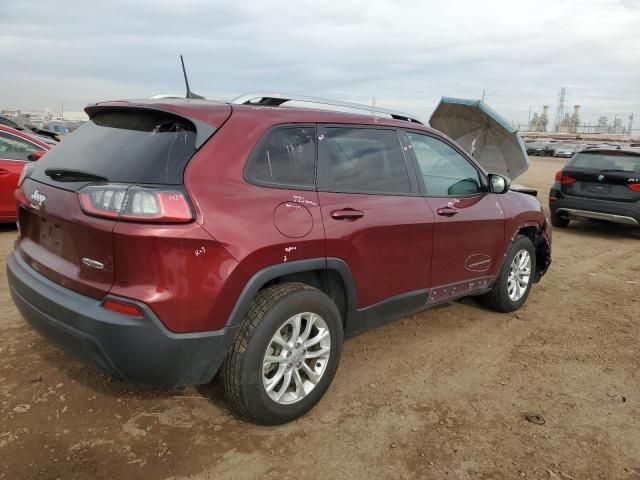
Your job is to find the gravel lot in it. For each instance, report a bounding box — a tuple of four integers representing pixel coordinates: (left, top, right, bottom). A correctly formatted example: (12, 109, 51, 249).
(1, 156, 639, 480)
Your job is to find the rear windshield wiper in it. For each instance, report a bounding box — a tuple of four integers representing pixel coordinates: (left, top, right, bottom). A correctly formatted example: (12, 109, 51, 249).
(45, 169, 109, 183)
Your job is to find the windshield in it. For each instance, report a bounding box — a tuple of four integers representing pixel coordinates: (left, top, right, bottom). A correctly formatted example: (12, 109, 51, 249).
(31, 110, 197, 185)
(571, 152, 640, 172)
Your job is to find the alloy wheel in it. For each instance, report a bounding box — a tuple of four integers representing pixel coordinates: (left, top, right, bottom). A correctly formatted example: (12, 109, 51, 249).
(262, 312, 331, 405)
(507, 249, 532, 301)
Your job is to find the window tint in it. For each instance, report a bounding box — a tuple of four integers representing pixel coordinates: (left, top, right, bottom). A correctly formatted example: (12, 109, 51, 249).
(0, 132, 44, 161)
(407, 132, 482, 196)
(246, 127, 316, 187)
(31, 110, 198, 185)
(318, 127, 411, 194)
(572, 152, 640, 173)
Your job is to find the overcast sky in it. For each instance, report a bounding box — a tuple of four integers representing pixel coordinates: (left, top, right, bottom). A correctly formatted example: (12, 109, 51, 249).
(1, 0, 638, 127)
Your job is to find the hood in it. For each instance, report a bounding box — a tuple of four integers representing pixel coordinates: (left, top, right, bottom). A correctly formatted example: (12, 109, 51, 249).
(429, 97, 529, 179)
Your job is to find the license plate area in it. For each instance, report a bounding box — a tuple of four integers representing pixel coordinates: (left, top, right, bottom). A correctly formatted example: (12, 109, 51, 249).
(37, 215, 64, 256)
(586, 184, 611, 195)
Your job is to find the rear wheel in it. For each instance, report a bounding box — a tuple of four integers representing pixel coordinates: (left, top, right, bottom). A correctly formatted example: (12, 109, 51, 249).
(222, 282, 343, 425)
(550, 211, 570, 228)
(481, 235, 536, 313)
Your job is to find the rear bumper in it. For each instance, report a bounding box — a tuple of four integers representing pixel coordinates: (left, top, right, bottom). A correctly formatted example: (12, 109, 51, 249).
(549, 193, 640, 226)
(7, 251, 237, 388)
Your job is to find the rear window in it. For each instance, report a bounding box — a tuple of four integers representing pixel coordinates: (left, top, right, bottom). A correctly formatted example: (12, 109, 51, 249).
(32, 110, 198, 185)
(571, 152, 640, 173)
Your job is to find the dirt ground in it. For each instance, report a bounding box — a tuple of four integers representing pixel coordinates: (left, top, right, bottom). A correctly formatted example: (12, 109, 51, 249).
(1, 157, 639, 480)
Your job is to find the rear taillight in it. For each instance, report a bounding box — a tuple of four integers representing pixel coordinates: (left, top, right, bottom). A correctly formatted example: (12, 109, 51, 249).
(554, 170, 576, 184)
(79, 184, 193, 223)
(102, 299, 144, 317)
(627, 182, 640, 192)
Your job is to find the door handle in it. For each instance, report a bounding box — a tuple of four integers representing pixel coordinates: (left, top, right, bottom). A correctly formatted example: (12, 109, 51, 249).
(436, 207, 458, 217)
(0, 169, 9, 177)
(330, 208, 364, 221)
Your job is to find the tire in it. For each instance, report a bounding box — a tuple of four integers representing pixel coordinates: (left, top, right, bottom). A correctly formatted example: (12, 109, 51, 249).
(550, 211, 570, 228)
(481, 235, 536, 313)
(221, 282, 343, 425)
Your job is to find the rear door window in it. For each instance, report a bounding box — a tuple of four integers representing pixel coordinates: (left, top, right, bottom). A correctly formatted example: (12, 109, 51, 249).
(318, 127, 411, 194)
(406, 132, 483, 196)
(245, 126, 316, 188)
(31, 110, 198, 185)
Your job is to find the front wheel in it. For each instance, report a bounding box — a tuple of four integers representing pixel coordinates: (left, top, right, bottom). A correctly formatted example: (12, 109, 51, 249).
(481, 235, 536, 313)
(221, 282, 343, 425)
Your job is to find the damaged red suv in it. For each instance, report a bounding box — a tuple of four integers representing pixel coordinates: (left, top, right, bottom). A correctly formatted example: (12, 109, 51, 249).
(8, 94, 551, 424)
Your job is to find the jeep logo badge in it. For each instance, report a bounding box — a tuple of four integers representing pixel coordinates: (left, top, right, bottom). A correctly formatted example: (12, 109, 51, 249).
(30, 190, 46, 209)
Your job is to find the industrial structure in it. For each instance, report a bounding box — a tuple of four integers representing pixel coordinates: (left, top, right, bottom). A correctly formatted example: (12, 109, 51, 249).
(524, 87, 637, 139)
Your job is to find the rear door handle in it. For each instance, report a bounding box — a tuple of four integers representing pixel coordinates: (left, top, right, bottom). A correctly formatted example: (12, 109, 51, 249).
(436, 207, 458, 217)
(330, 208, 364, 221)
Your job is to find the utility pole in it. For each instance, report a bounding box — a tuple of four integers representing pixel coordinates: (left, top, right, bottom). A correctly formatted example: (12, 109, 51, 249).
(554, 87, 567, 132)
(481, 89, 486, 102)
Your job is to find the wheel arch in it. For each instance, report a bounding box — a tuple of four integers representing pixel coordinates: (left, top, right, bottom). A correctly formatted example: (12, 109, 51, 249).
(513, 222, 551, 283)
(225, 258, 357, 330)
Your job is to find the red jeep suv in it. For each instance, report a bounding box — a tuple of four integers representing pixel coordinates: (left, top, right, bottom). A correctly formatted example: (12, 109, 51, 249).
(7, 94, 551, 424)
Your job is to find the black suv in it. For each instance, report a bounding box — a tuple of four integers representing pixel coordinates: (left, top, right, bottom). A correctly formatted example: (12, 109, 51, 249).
(549, 147, 640, 228)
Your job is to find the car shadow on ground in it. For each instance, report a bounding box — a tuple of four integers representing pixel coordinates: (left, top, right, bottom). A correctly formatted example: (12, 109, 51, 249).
(0, 223, 17, 233)
(558, 219, 640, 240)
(31, 335, 233, 411)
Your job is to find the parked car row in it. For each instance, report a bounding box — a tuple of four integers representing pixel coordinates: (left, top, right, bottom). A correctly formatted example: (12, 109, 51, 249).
(524, 139, 637, 159)
(0, 115, 60, 145)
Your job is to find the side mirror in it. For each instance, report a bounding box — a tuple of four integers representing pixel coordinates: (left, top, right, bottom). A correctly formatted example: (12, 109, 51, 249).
(488, 173, 510, 194)
(28, 151, 45, 161)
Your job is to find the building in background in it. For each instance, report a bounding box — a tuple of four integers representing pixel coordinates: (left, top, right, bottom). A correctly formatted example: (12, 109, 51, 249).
(529, 105, 549, 132)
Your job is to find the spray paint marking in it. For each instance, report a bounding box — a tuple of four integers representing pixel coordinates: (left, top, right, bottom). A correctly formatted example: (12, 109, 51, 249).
(292, 195, 317, 207)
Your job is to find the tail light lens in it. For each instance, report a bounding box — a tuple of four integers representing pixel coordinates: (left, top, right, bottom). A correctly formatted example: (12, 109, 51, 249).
(79, 184, 193, 223)
(627, 182, 640, 192)
(554, 170, 576, 184)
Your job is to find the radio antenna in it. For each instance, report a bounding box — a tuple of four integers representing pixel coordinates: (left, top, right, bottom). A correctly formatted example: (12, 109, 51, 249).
(180, 55, 204, 99)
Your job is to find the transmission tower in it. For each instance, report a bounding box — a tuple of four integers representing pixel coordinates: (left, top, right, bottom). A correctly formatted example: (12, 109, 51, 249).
(554, 87, 567, 132)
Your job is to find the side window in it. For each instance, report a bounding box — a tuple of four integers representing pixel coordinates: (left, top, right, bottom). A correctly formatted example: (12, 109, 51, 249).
(245, 127, 316, 187)
(318, 127, 411, 194)
(0, 132, 44, 161)
(407, 132, 482, 196)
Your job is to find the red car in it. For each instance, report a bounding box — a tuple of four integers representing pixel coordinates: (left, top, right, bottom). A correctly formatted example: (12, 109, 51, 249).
(0, 125, 49, 223)
(7, 94, 551, 424)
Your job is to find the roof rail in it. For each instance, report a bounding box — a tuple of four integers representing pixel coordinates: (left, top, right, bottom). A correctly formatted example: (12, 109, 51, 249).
(150, 93, 186, 99)
(230, 92, 423, 124)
